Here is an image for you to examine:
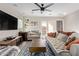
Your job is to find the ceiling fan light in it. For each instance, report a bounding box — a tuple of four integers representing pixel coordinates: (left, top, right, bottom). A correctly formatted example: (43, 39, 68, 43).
(41, 11, 44, 14)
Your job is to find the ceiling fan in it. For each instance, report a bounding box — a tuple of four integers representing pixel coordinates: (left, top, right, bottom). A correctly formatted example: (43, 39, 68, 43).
(32, 3, 54, 14)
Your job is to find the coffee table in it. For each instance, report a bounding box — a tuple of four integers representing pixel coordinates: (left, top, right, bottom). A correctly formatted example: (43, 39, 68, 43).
(29, 39, 46, 55)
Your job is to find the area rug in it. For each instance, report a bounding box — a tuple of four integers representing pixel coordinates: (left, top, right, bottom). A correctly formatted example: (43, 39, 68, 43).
(18, 41, 55, 56)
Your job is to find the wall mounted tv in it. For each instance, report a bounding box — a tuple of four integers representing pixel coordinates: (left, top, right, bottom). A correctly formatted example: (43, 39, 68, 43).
(0, 10, 18, 30)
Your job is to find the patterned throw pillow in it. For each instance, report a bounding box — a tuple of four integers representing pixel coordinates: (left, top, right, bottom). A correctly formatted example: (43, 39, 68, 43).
(65, 39, 79, 50)
(56, 33, 68, 42)
(65, 37, 76, 46)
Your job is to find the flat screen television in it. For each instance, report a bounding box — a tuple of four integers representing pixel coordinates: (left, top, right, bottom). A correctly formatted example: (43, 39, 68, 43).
(0, 10, 18, 30)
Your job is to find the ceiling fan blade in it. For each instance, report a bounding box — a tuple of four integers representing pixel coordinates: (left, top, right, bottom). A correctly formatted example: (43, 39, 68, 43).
(34, 3, 41, 8)
(32, 9, 40, 11)
(45, 9, 52, 12)
(44, 3, 54, 9)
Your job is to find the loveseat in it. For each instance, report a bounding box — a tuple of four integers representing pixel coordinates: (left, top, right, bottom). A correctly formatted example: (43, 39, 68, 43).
(46, 32, 79, 56)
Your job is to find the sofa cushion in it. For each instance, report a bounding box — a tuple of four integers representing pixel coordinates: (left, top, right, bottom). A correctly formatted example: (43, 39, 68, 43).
(54, 42, 65, 50)
(49, 37, 65, 50)
(56, 33, 68, 42)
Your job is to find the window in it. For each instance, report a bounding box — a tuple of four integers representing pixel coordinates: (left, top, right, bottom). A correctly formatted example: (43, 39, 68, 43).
(18, 19, 23, 29)
(56, 20, 63, 32)
(48, 23, 54, 33)
(41, 21, 47, 35)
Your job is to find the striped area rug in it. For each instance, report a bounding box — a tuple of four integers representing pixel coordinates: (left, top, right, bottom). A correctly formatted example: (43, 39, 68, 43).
(18, 41, 55, 56)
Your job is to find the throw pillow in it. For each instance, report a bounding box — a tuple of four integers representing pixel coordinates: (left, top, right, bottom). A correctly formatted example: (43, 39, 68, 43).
(68, 33, 79, 39)
(65, 37, 76, 46)
(56, 33, 68, 42)
(65, 39, 79, 50)
(66, 32, 79, 42)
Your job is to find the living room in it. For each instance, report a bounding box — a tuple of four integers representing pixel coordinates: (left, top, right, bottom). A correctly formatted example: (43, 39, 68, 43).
(0, 3, 79, 56)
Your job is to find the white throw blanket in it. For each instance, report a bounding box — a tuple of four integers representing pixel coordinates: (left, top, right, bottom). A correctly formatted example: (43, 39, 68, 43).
(0, 46, 20, 56)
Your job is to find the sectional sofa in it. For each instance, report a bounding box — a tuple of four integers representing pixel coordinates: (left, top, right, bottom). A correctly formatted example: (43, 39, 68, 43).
(46, 32, 79, 56)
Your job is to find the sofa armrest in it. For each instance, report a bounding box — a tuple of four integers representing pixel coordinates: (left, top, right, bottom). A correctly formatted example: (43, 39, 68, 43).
(59, 44, 79, 56)
(70, 44, 79, 56)
(58, 49, 69, 53)
(58, 49, 70, 56)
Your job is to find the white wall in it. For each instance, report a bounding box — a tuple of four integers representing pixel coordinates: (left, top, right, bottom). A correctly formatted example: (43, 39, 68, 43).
(0, 16, 64, 41)
(0, 30, 19, 41)
(64, 10, 79, 33)
(22, 16, 64, 32)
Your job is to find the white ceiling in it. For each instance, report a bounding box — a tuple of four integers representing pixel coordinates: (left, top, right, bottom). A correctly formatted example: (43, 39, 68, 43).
(0, 3, 79, 18)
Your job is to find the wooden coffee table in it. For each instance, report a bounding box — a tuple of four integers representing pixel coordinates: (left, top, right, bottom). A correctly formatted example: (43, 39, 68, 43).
(29, 39, 46, 55)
